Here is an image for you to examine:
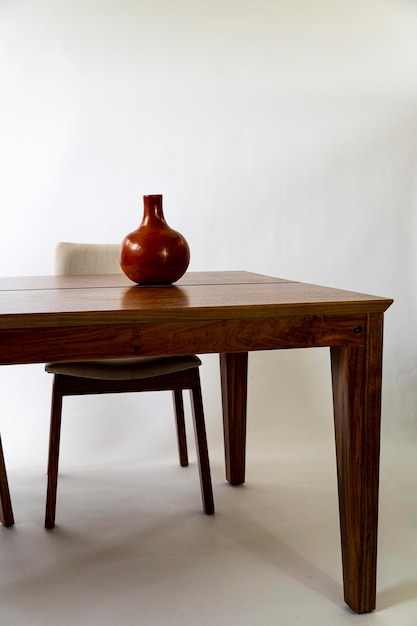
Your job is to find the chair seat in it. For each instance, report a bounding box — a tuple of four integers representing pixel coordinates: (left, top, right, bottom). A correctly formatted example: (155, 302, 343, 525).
(45, 355, 202, 380)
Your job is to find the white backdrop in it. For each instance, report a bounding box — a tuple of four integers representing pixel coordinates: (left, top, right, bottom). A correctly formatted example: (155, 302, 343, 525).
(0, 0, 416, 472)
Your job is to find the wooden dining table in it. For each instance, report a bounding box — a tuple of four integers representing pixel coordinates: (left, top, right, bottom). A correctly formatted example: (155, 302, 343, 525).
(0, 270, 392, 613)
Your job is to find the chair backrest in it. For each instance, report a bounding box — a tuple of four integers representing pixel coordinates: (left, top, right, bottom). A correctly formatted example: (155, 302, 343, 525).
(54, 242, 122, 276)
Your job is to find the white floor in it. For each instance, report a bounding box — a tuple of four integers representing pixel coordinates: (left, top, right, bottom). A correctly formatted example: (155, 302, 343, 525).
(1, 428, 416, 626)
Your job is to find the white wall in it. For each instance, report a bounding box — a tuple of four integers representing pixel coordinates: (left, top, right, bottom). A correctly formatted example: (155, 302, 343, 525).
(1, 0, 417, 470)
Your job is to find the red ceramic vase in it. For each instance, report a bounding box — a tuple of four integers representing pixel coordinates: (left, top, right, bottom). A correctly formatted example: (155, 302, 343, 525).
(119, 195, 190, 285)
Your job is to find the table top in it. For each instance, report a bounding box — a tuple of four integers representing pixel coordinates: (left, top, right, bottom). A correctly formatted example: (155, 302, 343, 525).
(0, 271, 392, 330)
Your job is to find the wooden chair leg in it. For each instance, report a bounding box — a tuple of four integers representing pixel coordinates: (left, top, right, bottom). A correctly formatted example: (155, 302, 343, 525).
(45, 376, 64, 529)
(0, 434, 14, 527)
(189, 370, 214, 515)
(172, 389, 188, 467)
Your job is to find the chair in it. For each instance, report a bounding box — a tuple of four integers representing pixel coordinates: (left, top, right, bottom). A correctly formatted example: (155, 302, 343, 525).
(44, 242, 214, 528)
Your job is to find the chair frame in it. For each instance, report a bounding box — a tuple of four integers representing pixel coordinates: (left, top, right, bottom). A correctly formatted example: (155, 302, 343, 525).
(46, 366, 214, 528)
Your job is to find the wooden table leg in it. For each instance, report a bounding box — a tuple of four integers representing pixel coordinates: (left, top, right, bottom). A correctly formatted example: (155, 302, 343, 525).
(220, 352, 248, 485)
(0, 433, 14, 527)
(331, 313, 384, 613)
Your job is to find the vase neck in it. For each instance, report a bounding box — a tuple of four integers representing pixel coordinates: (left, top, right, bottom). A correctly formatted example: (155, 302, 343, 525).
(142, 194, 165, 225)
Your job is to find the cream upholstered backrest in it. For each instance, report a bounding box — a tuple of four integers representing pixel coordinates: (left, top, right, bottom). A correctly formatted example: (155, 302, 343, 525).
(54, 242, 122, 276)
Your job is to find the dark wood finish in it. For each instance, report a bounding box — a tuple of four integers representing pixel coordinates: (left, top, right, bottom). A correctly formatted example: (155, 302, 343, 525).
(0, 275, 389, 329)
(0, 435, 14, 527)
(45, 368, 214, 529)
(173, 389, 189, 467)
(331, 313, 384, 613)
(0, 313, 365, 364)
(220, 352, 248, 485)
(0, 270, 290, 292)
(0, 315, 366, 365)
(188, 369, 214, 516)
(44, 376, 63, 530)
(0, 271, 392, 613)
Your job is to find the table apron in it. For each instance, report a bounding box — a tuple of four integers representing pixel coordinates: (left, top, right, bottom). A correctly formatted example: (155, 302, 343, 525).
(0, 315, 366, 365)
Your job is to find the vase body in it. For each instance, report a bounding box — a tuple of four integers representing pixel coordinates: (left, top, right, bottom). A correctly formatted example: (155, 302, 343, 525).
(119, 195, 190, 285)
